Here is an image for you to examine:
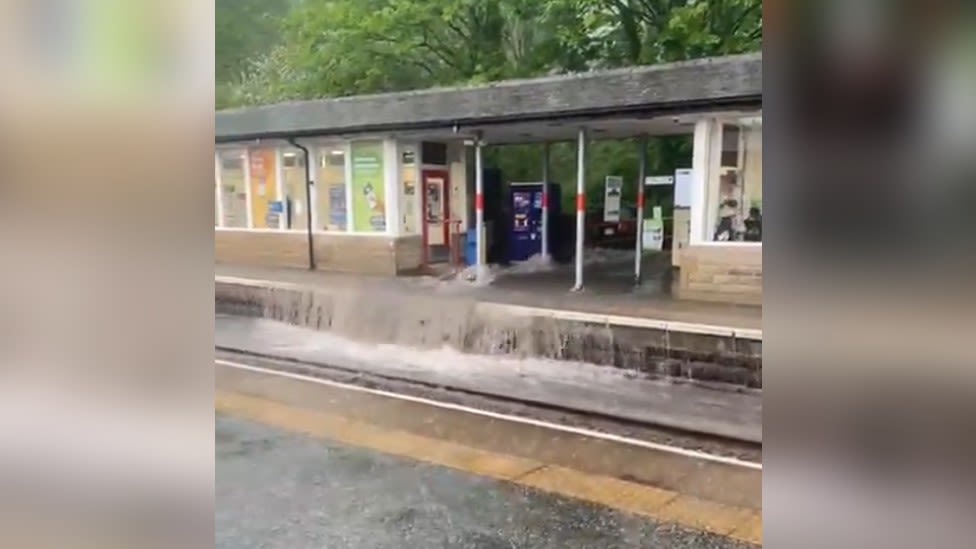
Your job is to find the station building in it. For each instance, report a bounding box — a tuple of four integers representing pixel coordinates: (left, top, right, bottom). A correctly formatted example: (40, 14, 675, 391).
(215, 53, 761, 306)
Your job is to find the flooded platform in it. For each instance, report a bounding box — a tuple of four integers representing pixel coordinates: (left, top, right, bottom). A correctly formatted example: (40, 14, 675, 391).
(215, 254, 762, 389)
(217, 250, 761, 333)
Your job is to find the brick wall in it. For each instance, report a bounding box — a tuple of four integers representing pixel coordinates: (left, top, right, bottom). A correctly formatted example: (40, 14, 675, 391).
(215, 231, 424, 275)
(676, 245, 762, 305)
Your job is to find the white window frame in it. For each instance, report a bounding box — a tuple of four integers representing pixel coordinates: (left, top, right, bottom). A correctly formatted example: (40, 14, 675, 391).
(214, 146, 250, 230)
(690, 115, 763, 247)
(383, 138, 401, 237)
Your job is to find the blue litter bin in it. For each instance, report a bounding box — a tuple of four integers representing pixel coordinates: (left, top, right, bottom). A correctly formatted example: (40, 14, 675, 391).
(465, 228, 478, 266)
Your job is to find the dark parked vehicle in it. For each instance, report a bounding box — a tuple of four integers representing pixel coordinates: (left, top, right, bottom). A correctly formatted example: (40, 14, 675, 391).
(586, 205, 638, 249)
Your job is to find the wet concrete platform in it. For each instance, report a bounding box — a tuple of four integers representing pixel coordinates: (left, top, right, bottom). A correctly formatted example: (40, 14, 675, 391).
(218, 414, 758, 549)
(217, 358, 761, 548)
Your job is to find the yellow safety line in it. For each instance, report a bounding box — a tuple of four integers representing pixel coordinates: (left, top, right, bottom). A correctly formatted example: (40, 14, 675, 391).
(217, 391, 762, 545)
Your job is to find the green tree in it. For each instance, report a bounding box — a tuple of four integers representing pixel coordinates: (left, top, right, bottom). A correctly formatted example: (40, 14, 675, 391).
(223, 0, 762, 104)
(215, 0, 292, 107)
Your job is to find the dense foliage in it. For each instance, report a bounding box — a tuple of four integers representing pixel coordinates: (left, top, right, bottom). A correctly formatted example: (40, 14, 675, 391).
(216, 0, 761, 210)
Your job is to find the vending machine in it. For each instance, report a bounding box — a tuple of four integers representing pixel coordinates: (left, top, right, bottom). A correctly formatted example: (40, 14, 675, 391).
(506, 182, 561, 262)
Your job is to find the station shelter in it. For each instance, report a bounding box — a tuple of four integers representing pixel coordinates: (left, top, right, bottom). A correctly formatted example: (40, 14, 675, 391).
(215, 53, 762, 305)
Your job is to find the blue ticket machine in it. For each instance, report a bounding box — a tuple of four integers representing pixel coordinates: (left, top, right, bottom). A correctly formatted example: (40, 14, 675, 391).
(507, 182, 561, 262)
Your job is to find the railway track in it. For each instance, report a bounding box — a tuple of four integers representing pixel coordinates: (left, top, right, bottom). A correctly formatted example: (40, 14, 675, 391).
(216, 347, 762, 467)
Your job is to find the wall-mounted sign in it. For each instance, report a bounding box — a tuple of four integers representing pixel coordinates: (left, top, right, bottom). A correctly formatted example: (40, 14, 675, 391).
(645, 175, 674, 186)
(604, 175, 623, 222)
(674, 168, 693, 207)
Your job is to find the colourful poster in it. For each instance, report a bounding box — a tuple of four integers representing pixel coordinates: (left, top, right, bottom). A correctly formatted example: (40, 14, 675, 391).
(248, 149, 276, 228)
(351, 141, 386, 232)
(328, 184, 347, 229)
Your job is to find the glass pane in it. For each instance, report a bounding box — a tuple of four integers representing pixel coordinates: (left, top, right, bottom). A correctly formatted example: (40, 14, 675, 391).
(400, 147, 419, 235)
(281, 150, 306, 230)
(317, 147, 348, 231)
(248, 149, 278, 229)
(350, 141, 386, 232)
(218, 151, 248, 228)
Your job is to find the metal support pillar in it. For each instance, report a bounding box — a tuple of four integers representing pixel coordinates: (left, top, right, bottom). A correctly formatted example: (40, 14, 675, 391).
(541, 142, 550, 260)
(634, 136, 648, 286)
(572, 128, 587, 292)
(474, 133, 486, 284)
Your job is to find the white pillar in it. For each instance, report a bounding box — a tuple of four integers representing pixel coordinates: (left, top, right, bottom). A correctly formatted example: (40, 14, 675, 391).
(383, 139, 401, 236)
(573, 128, 587, 292)
(689, 119, 713, 245)
(634, 136, 647, 286)
(541, 142, 550, 260)
(475, 134, 486, 283)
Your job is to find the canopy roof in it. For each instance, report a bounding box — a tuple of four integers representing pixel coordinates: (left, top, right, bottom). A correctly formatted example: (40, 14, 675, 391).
(216, 53, 761, 144)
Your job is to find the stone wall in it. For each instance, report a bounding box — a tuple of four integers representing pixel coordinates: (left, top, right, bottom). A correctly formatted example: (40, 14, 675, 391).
(676, 245, 762, 305)
(215, 231, 424, 275)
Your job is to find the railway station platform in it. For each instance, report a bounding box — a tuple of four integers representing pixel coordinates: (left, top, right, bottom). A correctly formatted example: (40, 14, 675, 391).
(215, 259, 762, 389)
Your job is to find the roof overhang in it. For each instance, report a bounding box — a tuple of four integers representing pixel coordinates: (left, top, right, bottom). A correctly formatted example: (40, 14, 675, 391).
(216, 53, 761, 144)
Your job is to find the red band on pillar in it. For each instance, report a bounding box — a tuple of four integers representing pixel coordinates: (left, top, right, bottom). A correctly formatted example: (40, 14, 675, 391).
(576, 193, 585, 212)
(637, 191, 645, 208)
(541, 192, 548, 208)
(475, 193, 484, 211)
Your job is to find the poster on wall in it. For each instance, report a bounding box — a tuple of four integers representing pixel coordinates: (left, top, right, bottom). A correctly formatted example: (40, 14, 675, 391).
(248, 150, 276, 228)
(328, 184, 347, 229)
(351, 141, 386, 232)
(603, 176, 623, 222)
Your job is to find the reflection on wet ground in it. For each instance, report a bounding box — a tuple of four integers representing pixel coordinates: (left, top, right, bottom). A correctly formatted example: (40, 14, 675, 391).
(217, 414, 758, 549)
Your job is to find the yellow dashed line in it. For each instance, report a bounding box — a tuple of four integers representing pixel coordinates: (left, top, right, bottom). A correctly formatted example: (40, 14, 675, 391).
(730, 513, 763, 545)
(217, 391, 762, 545)
(217, 391, 543, 482)
(657, 495, 756, 537)
(518, 465, 678, 515)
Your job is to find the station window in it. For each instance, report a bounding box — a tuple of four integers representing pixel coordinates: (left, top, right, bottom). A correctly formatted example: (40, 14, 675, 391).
(248, 148, 279, 229)
(217, 151, 248, 228)
(281, 150, 308, 230)
(400, 146, 420, 235)
(706, 116, 762, 243)
(350, 141, 387, 232)
(316, 147, 349, 231)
